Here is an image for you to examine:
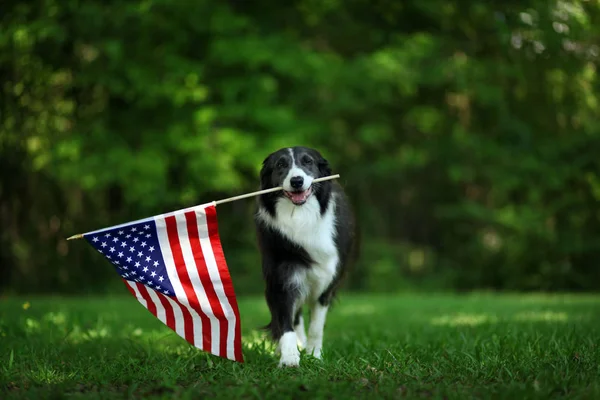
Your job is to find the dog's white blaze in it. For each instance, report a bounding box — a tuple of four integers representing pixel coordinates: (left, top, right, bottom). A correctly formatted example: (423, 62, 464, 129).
(279, 331, 300, 367)
(306, 303, 328, 359)
(295, 314, 307, 349)
(282, 148, 314, 192)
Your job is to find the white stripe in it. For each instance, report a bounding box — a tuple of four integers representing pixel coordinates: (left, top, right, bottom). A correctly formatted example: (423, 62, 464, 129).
(161, 293, 186, 339)
(155, 215, 205, 348)
(127, 281, 148, 308)
(174, 211, 221, 356)
(196, 208, 237, 360)
(145, 287, 166, 323)
(282, 147, 313, 192)
(145, 286, 188, 342)
(130, 281, 189, 347)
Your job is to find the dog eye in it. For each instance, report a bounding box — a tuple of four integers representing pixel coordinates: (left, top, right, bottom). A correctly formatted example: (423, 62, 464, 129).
(303, 157, 313, 165)
(276, 161, 286, 169)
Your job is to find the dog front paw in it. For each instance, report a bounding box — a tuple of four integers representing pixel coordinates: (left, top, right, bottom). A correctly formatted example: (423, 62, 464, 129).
(306, 339, 323, 359)
(278, 350, 300, 367)
(278, 331, 301, 367)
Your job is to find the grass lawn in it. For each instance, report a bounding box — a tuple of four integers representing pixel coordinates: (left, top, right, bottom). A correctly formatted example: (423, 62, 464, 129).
(1, 292, 599, 399)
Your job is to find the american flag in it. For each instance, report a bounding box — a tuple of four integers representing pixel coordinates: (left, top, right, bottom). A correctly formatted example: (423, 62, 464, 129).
(84, 203, 243, 362)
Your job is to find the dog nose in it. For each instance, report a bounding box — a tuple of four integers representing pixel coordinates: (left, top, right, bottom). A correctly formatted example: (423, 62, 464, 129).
(290, 176, 304, 189)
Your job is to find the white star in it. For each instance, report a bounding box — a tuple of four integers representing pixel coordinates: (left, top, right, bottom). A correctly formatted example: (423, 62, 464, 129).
(134, 261, 140, 268)
(107, 255, 112, 259)
(114, 261, 120, 265)
(105, 233, 111, 237)
(101, 242, 107, 248)
(126, 257, 132, 263)
(118, 252, 124, 258)
(141, 242, 147, 247)
(133, 237, 139, 243)
(154, 285, 160, 289)
(144, 224, 150, 230)
(146, 234, 151, 238)
(145, 256, 151, 262)
(131, 227, 137, 232)
(109, 247, 115, 253)
(158, 276, 164, 282)
(99, 250, 103, 254)
(123, 265, 128, 270)
(149, 246, 155, 252)
(137, 251, 143, 257)
(126, 234, 131, 239)
(121, 242, 127, 247)
(118, 230, 124, 235)
(112, 237, 119, 243)
(151, 271, 157, 277)
(142, 266, 149, 273)
(131, 271, 137, 275)
(92, 237, 99, 243)
(129, 246, 135, 252)
(164, 290, 169, 295)
(153, 261, 159, 267)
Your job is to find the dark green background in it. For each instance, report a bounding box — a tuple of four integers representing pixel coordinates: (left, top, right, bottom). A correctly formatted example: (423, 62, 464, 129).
(2, 0, 599, 295)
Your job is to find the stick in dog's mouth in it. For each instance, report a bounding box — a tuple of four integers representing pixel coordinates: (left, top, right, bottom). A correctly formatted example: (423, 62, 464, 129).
(283, 186, 313, 205)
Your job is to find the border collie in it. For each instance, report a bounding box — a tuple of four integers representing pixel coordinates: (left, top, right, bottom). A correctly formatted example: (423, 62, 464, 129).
(254, 146, 357, 367)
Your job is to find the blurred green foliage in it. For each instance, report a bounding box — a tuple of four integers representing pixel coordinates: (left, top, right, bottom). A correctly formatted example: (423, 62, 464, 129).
(1, 0, 599, 294)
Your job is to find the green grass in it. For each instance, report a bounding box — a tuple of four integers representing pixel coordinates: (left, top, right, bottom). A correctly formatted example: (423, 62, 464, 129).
(1, 293, 599, 399)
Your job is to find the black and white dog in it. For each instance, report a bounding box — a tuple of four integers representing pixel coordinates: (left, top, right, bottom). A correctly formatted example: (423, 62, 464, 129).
(254, 146, 357, 367)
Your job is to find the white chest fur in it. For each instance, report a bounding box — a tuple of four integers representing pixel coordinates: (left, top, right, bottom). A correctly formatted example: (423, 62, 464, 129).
(258, 194, 339, 303)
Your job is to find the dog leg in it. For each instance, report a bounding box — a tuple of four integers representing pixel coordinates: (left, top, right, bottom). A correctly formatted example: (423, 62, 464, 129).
(265, 282, 301, 367)
(279, 306, 301, 367)
(294, 308, 307, 349)
(278, 330, 300, 367)
(306, 302, 329, 359)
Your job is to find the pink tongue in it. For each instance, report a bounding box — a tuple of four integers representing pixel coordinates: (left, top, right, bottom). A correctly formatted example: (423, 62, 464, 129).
(290, 191, 307, 203)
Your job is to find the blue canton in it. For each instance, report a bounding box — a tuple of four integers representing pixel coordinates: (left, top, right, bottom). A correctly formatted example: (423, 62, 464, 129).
(85, 220, 174, 296)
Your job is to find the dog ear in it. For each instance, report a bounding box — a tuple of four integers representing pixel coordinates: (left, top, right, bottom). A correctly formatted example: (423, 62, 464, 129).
(259, 155, 273, 189)
(318, 157, 332, 177)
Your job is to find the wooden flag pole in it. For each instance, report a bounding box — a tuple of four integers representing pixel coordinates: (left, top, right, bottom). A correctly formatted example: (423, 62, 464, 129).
(65, 174, 341, 241)
(213, 174, 340, 205)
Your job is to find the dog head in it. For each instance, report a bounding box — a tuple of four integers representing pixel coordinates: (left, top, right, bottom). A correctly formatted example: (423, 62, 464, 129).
(259, 146, 332, 206)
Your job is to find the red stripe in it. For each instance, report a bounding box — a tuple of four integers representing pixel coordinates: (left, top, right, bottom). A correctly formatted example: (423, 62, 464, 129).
(123, 278, 136, 296)
(165, 215, 210, 350)
(123, 275, 186, 351)
(206, 205, 244, 362)
(155, 291, 176, 331)
(136, 283, 157, 317)
(128, 280, 177, 338)
(185, 210, 228, 359)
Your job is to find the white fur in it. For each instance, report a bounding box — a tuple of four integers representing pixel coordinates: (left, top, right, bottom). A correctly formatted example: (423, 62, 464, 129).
(295, 314, 307, 349)
(306, 303, 328, 359)
(282, 148, 314, 192)
(279, 331, 300, 367)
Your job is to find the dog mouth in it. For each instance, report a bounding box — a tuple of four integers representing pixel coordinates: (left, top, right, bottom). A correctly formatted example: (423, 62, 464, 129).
(283, 186, 313, 205)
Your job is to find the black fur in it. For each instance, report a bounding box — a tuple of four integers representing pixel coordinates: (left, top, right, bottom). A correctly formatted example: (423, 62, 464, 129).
(254, 146, 357, 343)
